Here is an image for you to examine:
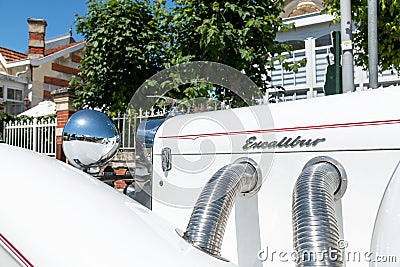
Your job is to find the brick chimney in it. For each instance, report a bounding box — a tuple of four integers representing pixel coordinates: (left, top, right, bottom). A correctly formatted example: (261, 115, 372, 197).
(27, 18, 47, 59)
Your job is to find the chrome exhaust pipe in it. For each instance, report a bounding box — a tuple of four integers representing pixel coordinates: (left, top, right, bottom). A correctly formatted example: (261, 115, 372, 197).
(292, 156, 347, 267)
(183, 161, 258, 257)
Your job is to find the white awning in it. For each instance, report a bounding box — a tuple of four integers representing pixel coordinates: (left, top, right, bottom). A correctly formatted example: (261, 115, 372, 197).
(18, 101, 56, 117)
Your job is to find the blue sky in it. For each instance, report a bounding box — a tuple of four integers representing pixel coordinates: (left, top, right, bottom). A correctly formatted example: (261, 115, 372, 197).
(0, 0, 87, 53)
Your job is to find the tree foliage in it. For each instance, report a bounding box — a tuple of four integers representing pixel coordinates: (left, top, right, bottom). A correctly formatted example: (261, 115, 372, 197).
(73, 0, 295, 113)
(72, 0, 163, 113)
(323, 0, 400, 72)
(162, 0, 294, 104)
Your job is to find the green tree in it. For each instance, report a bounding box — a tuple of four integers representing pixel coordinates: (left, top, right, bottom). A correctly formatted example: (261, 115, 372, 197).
(72, 0, 163, 113)
(72, 0, 297, 113)
(162, 0, 296, 105)
(323, 0, 400, 71)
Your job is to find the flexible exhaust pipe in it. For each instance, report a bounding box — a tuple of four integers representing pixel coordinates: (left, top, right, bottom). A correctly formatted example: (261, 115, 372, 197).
(292, 156, 347, 267)
(183, 160, 259, 257)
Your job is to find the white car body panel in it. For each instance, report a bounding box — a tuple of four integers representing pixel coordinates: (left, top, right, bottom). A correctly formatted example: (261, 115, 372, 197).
(151, 87, 400, 266)
(0, 146, 235, 267)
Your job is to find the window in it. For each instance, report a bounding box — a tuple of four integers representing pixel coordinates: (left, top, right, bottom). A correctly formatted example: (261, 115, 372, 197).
(3, 88, 24, 115)
(6, 103, 23, 115)
(283, 40, 305, 50)
(315, 34, 332, 47)
(7, 88, 22, 101)
(0, 87, 3, 99)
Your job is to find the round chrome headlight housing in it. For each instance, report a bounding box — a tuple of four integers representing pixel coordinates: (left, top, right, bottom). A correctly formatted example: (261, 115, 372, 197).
(62, 110, 120, 171)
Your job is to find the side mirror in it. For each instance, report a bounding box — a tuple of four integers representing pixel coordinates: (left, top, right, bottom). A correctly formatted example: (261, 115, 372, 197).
(62, 110, 120, 173)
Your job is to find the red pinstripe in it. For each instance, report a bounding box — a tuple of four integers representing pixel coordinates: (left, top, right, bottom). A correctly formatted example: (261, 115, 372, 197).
(0, 233, 34, 267)
(159, 119, 400, 140)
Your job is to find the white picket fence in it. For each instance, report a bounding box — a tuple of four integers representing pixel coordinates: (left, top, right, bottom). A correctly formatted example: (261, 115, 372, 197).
(3, 118, 56, 156)
(2, 101, 231, 156)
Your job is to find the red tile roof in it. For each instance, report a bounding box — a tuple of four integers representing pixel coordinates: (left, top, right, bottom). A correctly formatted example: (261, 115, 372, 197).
(44, 40, 85, 56)
(0, 47, 27, 62)
(0, 40, 85, 64)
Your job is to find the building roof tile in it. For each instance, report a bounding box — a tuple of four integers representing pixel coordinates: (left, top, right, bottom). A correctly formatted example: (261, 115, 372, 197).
(44, 40, 85, 56)
(0, 40, 85, 64)
(0, 47, 27, 62)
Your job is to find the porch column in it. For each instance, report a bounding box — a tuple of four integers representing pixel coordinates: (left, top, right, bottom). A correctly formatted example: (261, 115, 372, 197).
(305, 38, 315, 98)
(51, 88, 76, 161)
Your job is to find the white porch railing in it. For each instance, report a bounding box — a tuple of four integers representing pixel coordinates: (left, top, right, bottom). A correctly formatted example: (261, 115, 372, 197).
(3, 118, 56, 156)
(270, 44, 329, 97)
(271, 49, 307, 88)
(314, 45, 330, 86)
(271, 42, 400, 95)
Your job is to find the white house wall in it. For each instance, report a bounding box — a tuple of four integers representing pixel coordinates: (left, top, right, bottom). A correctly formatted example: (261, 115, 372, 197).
(30, 49, 83, 106)
(277, 13, 340, 42)
(271, 12, 400, 100)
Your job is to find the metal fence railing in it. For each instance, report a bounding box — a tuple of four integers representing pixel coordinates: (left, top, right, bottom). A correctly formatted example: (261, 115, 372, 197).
(112, 101, 231, 151)
(112, 107, 168, 152)
(3, 118, 56, 157)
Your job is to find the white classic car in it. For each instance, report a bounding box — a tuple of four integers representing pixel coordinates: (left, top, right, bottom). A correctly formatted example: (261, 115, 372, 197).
(1, 86, 399, 267)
